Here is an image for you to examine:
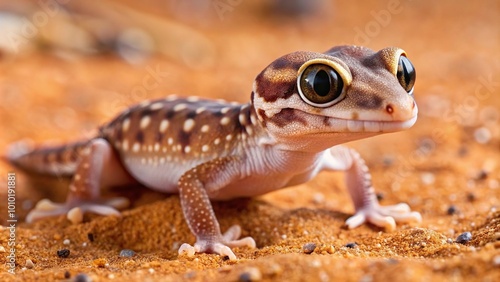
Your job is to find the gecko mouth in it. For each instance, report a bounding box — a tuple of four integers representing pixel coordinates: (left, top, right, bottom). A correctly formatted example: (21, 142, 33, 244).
(324, 114, 418, 133)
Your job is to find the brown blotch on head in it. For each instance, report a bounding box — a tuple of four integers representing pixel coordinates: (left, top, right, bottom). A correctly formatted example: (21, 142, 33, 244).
(255, 73, 297, 103)
(257, 109, 268, 126)
(355, 95, 383, 109)
(269, 108, 307, 127)
(271, 56, 304, 70)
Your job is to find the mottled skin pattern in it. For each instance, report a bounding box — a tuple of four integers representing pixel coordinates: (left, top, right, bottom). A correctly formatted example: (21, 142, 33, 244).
(8, 46, 422, 260)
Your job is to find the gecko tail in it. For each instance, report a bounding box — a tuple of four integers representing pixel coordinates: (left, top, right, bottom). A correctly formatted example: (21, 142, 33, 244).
(6, 139, 91, 177)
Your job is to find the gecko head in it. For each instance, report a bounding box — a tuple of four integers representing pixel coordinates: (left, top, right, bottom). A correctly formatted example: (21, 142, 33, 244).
(251, 45, 417, 151)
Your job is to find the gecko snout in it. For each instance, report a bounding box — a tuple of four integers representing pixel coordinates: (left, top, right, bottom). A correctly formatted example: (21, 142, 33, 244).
(384, 100, 417, 122)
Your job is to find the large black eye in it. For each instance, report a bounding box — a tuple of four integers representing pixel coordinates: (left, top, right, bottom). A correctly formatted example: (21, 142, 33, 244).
(298, 64, 344, 107)
(397, 56, 416, 93)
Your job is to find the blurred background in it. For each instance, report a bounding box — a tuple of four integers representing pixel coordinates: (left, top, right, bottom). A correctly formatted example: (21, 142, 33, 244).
(0, 0, 498, 218)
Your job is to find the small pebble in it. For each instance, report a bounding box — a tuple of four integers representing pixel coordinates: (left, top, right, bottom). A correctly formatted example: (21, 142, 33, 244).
(302, 242, 317, 254)
(382, 155, 394, 166)
(457, 146, 469, 157)
(456, 232, 472, 244)
(74, 273, 92, 282)
(0, 246, 5, 252)
(447, 205, 459, 215)
(87, 233, 94, 242)
(476, 169, 489, 180)
(466, 193, 476, 202)
(421, 172, 435, 185)
(26, 259, 35, 269)
(418, 138, 435, 154)
(473, 127, 491, 144)
(119, 249, 136, 257)
(57, 249, 70, 258)
(312, 193, 325, 204)
(64, 271, 71, 279)
(345, 242, 358, 249)
(376, 192, 385, 201)
(92, 258, 108, 268)
(239, 267, 262, 282)
(63, 239, 70, 245)
(493, 255, 500, 266)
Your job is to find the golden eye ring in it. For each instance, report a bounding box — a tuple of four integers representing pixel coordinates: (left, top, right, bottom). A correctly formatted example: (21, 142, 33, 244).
(297, 60, 348, 108)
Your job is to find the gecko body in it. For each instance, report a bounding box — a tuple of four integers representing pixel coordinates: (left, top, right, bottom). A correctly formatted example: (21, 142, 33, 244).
(8, 45, 421, 260)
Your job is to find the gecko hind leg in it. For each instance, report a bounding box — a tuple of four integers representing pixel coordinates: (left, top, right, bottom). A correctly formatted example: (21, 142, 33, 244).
(26, 138, 136, 224)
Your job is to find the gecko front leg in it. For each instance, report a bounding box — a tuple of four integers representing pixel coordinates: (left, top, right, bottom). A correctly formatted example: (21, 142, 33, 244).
(26, 138, 133, 223)
(177, 157, 256, 260)
(322, 146, 422, 231)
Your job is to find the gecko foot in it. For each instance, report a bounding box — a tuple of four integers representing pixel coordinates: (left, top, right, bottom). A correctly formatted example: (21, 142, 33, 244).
(25, 197, 130, 224)
(345, 203, 422, 232)
(178, 225, 256, 260)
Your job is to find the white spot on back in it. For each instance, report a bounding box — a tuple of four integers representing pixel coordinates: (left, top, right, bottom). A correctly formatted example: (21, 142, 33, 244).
(184, 146, 191, 153)
(183, 119, 195, 132)
(132, 143, 140, 153)
(139, 100, 151, 107)
(239, 113, 247, 125)
(220, 117, 230, 125)
(154, 143, 160, 152)
(196, 107, 206, 114)
(174, 103, 187, 112)
(122, 118, 130, 132)
(214, 138, 221, 145)
(187, 96, 200, 102)
(226, 134, 233, 141)
(201, 125, 209, 132)
(168, 138, 173, 145)
(140, 116, 151, 129)
(221, 107, 230, 114)
(159, 119, 169, 133)
(122, 140, 129, 151)
(149, 102, 164, 111)
(202, 145, 209, 152)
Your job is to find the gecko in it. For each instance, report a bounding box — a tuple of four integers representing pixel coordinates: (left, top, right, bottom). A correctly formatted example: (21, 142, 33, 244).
(7, 45, 421, 260)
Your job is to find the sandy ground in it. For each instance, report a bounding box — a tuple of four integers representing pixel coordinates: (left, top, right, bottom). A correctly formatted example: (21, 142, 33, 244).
(0, 0, 499, 281)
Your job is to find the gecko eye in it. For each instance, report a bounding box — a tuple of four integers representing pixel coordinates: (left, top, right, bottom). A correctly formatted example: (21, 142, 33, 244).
(397, 55, 416, 94)
(298, 64, 345, 107)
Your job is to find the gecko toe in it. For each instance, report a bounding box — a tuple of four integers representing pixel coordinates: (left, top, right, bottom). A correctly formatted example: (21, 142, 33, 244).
(222, 225, 242, 241)
(347, 203, 420, 231)
(178, 243, 197, 257)
(26, 197, 125, 223)
(213, 243, 237, 260)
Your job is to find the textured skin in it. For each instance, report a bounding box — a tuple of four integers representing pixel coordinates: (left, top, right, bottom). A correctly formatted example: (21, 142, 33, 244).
(7, 45, 422, 260)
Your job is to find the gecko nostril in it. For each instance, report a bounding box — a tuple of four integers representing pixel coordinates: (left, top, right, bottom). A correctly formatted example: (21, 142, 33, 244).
(386, 104, 394, 114)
